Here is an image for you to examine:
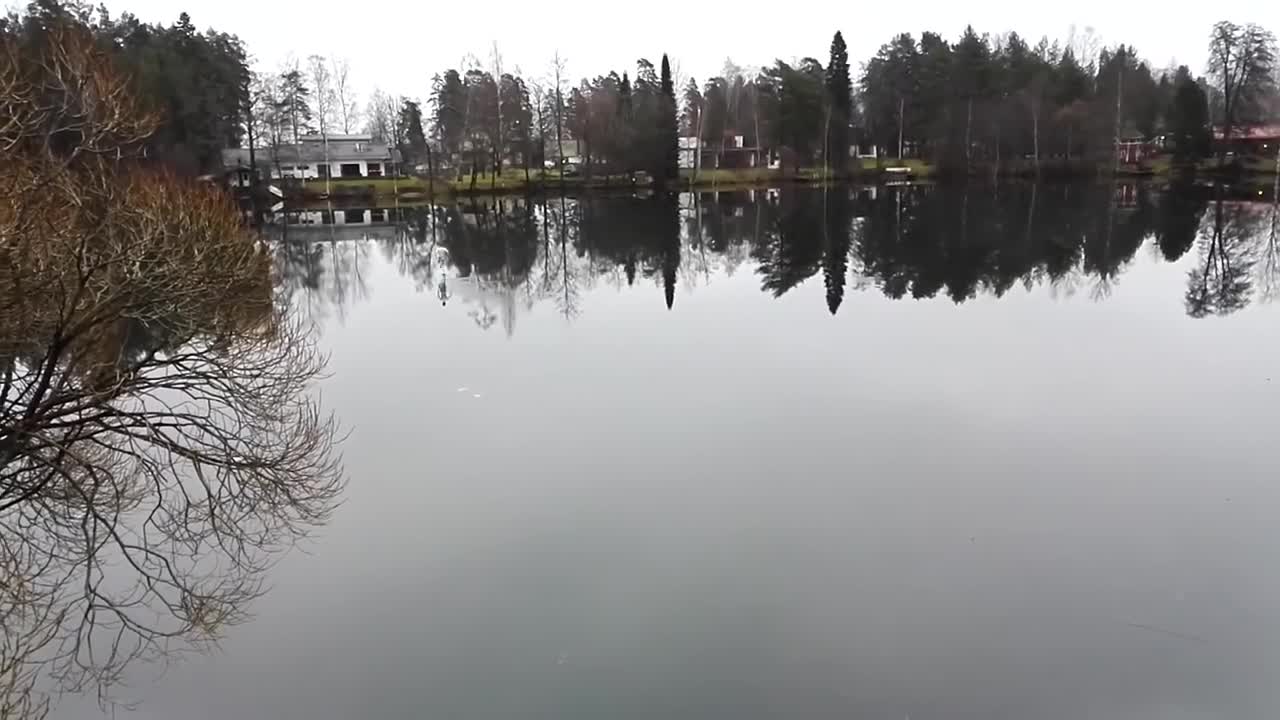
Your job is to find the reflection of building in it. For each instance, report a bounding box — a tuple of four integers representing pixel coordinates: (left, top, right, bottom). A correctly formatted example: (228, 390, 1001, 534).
(222, 134, 398, 188)
(282, 208, 394, 226)
(1113, 182, 1140, 207)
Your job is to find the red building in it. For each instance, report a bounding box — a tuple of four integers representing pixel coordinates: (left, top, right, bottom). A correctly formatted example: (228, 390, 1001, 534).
(1213, 124, 1280, 156)
(1115, 135, 1158, 164)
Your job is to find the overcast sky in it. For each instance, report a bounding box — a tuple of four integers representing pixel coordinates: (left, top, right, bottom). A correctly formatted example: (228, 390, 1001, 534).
(41, 1, 1279, 101)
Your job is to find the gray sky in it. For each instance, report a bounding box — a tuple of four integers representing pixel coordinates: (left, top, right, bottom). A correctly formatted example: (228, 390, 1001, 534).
(61, 1, 1280, 102)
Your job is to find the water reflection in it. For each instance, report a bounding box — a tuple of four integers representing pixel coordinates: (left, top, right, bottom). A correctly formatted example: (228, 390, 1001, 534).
(273, 183, 1280, 333)
(0, 220, 344, 715)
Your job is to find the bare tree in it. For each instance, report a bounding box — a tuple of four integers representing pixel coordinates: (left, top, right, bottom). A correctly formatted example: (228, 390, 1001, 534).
(0, 28, 343, 715)
(331, 55, 359, 134)
(256, 71, 290, 176)
(1258, 193, 1280, 303)
(529, 77, 549, 180)
(551, 51, 568, 185)
(1067, 24, 1103, 75)
(491, 42, 505, 190)
(1207, 21, 1278, 154)
(364, 88, 397, 144)
(1186, 195, 1261, 316)
(307, 54, 334, 193)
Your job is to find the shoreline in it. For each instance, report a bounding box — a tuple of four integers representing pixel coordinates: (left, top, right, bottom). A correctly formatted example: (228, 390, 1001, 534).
(291, 159, 1279, 203)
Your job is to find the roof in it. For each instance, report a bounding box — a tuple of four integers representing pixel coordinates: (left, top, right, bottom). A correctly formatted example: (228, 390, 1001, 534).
(221, 138, 395, 169)
(301, 133, 373, 142)
(1213, 124, 1280, 140)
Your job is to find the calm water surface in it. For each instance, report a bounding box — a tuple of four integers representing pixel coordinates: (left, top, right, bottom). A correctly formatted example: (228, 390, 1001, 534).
(64, 184, 1280, 719)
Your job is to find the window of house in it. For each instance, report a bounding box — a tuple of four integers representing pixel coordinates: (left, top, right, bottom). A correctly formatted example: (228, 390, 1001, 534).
(321, 210, 333, 225)
(317, 165, 331, 179)
(342, 210, 366, 224)
(366, 163, 382, 177)
(340, 163, 362, 178)
(370, 209, 386, 223)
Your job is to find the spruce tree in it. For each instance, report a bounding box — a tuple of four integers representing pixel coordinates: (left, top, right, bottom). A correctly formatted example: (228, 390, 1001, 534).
(398, 99, 427, 167)
(659, 54, 679, 182)
(1166, 67, 1211, 160)
(825, 31, 852, 173)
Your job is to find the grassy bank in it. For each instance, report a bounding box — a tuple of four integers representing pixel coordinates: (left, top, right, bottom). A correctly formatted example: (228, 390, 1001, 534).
(300, 156, 1276, 201)
(301, 164, 932, 201)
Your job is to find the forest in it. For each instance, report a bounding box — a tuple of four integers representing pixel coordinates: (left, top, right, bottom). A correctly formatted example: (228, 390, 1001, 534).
(1, 0, 249, 175)
(3, 0, 1277, 178)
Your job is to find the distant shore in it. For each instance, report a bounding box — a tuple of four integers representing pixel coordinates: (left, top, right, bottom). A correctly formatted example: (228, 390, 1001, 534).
(297, 157, 1279, 202)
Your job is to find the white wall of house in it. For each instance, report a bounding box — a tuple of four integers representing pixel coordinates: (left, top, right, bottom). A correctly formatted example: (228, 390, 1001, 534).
(269, 160, 387, 180)
(270, 164, 318, 180)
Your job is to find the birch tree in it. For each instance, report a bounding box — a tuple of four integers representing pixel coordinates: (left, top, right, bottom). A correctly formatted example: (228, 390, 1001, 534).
(331, 55, 359, 134)
(307, 54, 334, 190)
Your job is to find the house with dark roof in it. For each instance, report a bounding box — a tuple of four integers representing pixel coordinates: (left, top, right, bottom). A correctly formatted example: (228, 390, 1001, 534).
(222, 134, 399, 189)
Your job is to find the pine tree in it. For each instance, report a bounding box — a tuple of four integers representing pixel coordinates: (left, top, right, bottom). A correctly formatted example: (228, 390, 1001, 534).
(619, 73, 633, 114)
(659, 54, 679, 182)
(617, 72, 635, 170)
(825, 31, 852, 173)
(1166, 66, 1211, 160)
(398, 99, 427, 168)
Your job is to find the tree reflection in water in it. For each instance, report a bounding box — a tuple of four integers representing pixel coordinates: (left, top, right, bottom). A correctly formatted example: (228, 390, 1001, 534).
(278, 183, 1278, 332)
(0, 235, 344, 716)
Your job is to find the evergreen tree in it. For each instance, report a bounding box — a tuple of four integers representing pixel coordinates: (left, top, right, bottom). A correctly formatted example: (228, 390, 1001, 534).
(430, 69, 467, 165)
(4, 3, 253, 173)
(861, 33, 921, 157)
(1166, 66, 1211, 160)
(825, 31, 852, 171)
(617, 72, 634, 170)
(950, 26, 992, 172)
(398, 99, 427, 168)
(659, 54, 679, 182)
(278, 69, 313, 144)
(619, 73, 633, 117)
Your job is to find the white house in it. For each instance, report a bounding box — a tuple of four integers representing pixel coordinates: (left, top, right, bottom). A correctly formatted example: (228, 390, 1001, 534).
(222, 134, 398, 187)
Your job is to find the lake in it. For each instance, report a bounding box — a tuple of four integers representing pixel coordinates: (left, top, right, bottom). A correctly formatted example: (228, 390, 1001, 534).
(51, 182, 1280, 719)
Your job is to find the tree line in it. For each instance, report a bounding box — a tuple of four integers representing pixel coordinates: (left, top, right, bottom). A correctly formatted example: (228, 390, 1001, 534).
(5, 1, 1277, 179)
(403, 21, 1273, 178)
(860, 22, 1277, 173)
(2, 0, 251, 175)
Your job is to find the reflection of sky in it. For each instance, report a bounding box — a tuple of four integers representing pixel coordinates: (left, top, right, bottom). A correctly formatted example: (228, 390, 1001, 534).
(58, 204, 1280, 720)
